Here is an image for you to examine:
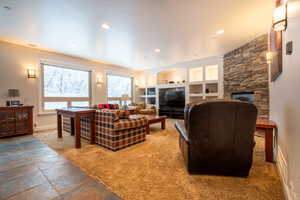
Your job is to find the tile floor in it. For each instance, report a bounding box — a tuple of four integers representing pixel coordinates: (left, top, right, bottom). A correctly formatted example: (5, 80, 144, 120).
(0, 135, 122, 200)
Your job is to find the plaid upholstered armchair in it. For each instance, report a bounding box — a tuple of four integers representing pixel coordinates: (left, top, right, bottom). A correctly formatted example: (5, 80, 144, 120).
(63, 109, 148, 151)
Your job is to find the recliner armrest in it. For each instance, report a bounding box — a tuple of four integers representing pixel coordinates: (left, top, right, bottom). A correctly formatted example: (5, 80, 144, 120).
(175, 121, 189, 143)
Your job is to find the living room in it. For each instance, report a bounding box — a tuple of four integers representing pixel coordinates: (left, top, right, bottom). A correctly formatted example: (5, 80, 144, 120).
(0, 0, 299, 200)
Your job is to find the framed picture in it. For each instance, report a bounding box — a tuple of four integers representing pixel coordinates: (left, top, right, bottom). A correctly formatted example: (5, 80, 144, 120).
(270, 30, 282, 82)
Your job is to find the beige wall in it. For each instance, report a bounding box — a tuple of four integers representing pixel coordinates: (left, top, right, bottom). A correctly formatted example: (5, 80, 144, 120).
(269, 3, 300, 199)
(0, 41, 138, 131)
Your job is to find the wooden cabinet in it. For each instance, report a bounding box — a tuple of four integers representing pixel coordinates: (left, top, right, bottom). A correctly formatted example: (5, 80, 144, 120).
(0, 106, 33, 137)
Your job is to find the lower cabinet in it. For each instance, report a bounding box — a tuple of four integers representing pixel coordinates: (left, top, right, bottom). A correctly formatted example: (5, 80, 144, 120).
(0, 106, 33, 137)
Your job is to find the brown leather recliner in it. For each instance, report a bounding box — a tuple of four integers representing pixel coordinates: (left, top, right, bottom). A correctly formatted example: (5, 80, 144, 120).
(175, 100, 258, 177)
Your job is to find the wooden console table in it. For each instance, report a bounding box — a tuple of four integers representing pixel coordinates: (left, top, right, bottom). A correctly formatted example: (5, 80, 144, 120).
(56, 108, 96, 148)
(256, 119, 277, 163)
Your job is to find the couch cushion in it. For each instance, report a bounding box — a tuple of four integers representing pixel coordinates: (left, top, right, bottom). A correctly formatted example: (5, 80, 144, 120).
(114, 117, 147, 131)
(94, 104, 119, 110)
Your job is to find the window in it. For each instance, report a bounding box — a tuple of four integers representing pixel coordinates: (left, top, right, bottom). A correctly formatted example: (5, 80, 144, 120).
(41, 63, 91, 111)
(107, 74, 133, 105)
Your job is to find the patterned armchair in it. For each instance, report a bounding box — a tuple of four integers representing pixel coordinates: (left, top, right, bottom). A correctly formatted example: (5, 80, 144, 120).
(63, 109, 147, 151)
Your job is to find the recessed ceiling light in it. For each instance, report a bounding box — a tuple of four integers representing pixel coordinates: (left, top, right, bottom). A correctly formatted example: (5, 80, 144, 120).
(101, 24, 110, 29)
(216, 30, 225, 35)
(3, 6, 11, 10)
(71, 43, 76, 47)
(154, 48, 160, 53)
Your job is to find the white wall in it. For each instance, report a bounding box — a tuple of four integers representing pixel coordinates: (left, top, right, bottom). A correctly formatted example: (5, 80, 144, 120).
(0, 41, 138, 131)
(269, 1, 300, 199)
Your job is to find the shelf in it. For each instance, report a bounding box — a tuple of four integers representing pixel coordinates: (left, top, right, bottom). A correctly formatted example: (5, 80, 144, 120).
(205, 80, 218, 84)
(189, 81, 205, 85)
(189, 93, 203, 97)
(146, 86, 156, 89)
(157, 83, 186, 89)
(139, 95, 146, 98)
(147, 104, 156, 107)
(205, 93, 219, 97)
(147, 95, 156, 98)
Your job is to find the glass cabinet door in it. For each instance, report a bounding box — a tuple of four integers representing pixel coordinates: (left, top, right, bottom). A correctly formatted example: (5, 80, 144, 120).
(0, 110, 15, 134)
(15, 110, 29, 133)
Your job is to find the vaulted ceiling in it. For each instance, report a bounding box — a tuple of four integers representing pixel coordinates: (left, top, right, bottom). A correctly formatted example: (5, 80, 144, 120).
(0, 0, 273, 70)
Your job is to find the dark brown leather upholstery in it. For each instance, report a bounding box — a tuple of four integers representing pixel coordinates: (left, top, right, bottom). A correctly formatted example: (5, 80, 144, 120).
(175, 100, 258, 177)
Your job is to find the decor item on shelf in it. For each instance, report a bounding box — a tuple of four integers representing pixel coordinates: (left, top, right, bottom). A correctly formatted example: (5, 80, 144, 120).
(27, 68, 37, 78)
(182, 80, 186, 83)
(205, 88, 210, 93)
(168, 81, 175, 84)
(7, 89, 22, 106)
(121, 94, 130, 110)
(272, 0, 287, 31)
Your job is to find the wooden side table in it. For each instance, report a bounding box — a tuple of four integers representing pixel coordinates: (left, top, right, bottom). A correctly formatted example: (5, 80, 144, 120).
(57, 108, 96, 149)
(256, 119, 277, 163)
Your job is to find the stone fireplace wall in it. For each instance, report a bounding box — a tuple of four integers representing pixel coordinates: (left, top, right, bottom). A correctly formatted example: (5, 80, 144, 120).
(223, 34, 269, 118)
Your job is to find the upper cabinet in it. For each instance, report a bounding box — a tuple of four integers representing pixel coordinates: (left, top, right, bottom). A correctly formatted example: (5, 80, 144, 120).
(205, 65, 218, 81)
(189, 65, 218, 83)
(189, 67, 203, 82)
(147, 74, 157, 86)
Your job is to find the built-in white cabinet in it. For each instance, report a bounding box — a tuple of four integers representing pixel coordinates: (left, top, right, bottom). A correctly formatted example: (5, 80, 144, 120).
(187, 65, 221, 103)
(135, 62, 223, 106)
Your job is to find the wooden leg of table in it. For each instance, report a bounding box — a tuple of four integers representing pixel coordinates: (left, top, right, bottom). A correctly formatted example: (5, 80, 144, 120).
(146, 124, 150, 134)
(161, 119, 166, 130)
(90, 114, 95, 145)
(265, 128, 274, 162)
(75, 116, 81, 149)
(57, 114, 62, 138)
(70, 117, 75, 136)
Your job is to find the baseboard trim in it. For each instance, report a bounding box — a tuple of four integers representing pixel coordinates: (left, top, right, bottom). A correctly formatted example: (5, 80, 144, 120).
(34, 124, 56, 132)
(277, 146, 294, 200)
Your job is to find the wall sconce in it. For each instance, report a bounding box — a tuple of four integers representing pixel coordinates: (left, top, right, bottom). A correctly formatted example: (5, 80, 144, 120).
(266, 52, 273, 64)
(96, 76, 103, 87)
(273, 3, 287, 31)
(27, 69, 37, 78)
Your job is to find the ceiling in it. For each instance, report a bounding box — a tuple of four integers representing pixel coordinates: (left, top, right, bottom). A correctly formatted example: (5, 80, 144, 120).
(0, 0, 273, 70)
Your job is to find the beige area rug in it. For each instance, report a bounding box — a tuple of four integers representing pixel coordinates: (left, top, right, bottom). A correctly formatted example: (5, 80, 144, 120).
(35, 119, 284, 200)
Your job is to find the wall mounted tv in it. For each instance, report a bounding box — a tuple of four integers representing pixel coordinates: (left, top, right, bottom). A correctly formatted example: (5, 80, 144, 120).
(159, 87, 185, 107)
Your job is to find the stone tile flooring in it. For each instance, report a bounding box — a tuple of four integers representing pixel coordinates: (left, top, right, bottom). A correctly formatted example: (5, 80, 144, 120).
(0, 135, 122, 200)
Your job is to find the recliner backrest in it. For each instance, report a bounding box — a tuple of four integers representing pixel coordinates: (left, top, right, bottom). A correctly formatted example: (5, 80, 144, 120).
(186, 100, 257, 169)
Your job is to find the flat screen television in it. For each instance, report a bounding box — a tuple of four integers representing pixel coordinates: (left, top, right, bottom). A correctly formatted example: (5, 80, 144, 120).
(159, 88, 185, 107)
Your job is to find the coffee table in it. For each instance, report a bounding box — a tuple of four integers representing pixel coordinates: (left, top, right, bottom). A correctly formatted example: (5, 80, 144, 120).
(130, 115, 167, 134)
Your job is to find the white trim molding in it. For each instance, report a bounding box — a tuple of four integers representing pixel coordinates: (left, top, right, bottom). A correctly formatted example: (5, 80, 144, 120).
(34, 124, 56, 132)
(277, 146, 296, 200)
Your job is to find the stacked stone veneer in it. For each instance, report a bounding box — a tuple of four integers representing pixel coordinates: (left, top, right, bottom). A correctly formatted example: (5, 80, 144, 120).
(224, 34, 269, 119)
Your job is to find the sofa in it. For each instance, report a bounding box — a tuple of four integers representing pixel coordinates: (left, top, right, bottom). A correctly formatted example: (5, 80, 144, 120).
(129, 103, 156, 115)
(175, 100, 258, 177)
(63, 104, 148, 151)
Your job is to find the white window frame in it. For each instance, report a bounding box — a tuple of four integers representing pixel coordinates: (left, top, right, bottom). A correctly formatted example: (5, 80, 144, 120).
(106, 73, 134, 105)
(40, 62, 92, 113)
